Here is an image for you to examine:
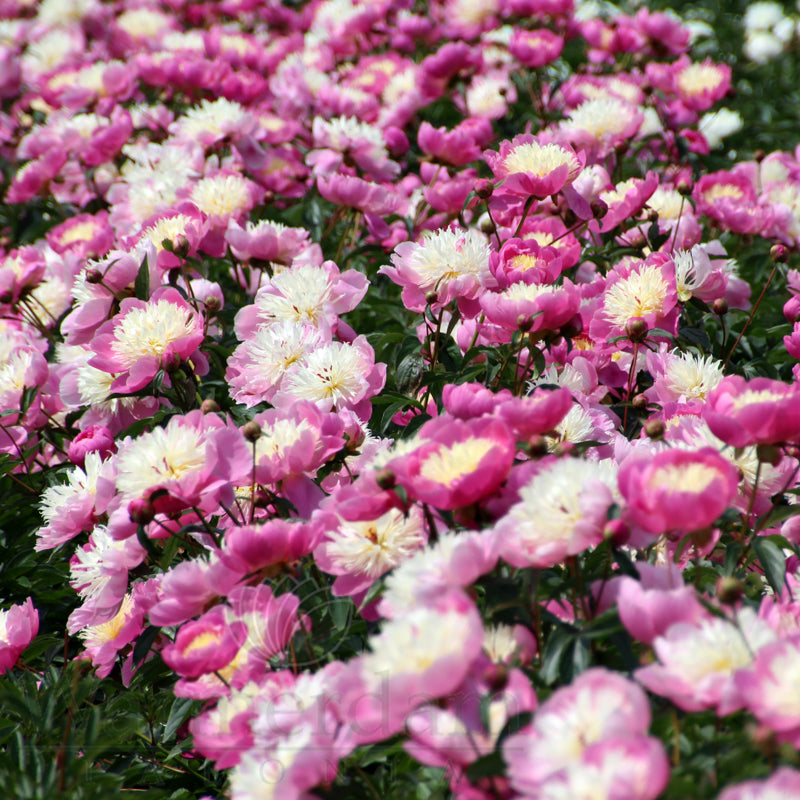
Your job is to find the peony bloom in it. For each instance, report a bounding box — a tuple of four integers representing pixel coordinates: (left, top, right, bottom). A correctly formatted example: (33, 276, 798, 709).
(509, 28, 564, 68)
(111, 410, 249, 516)
(494, 457, 618, 568)
(503, 668, 656, 795)
(703, 375, 800, 447)
(381, 227, 493, 312)
(672, 57, 732, 111)
(619, 447, 739, 536)
(336, 593, 485, 744)
(225, 219, 309, 265)
(636, 607, 776, 713)
(0, 598, 39, 674)
(734, 635, 800, 747)
(88, 286, 206, 394)
(162, 606, 247, 679)
(389, 416, 516, 511)
(718, 768, 800, 800)
(485, 135, 584, 198)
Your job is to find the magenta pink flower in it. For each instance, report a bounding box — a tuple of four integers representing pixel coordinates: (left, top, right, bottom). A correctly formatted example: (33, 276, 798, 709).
(509, 28, 564, 68)
(162, 606, 247, 679)
(225, 218, 309, 265)
(221, 520, 320, 574)
(0, 598, 39, 674)
(489, 237, 564, 288)
(703, 375, 800, 447)
(389, 416, 516, 511)
(68, 425, 115, 467)
(619, 447, 739, 535)
(89, 286, 205, 394)
(317, 174, 400, 215)
(417, 118, 493, 167)
(485, 134, 584, 199)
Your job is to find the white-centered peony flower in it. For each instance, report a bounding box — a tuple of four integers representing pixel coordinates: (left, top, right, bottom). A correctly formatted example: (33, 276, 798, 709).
(79, 593, 135, 647)
(115, 424, 206, 498)
(39, 451, 104, 524)
(284, 341, 367, 408)
(662, 351, 724, 400)
(564, 97, 641, 143)
(603, 264, 669, 327)
(326, 507, 425, 579)
(110, 298, 200, 367)
(190, 174, 253, 218)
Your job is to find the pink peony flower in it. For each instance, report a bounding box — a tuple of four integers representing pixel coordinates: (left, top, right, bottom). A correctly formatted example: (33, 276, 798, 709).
(619, 447, 739, 536)
(0, 598, 39, 674)
(485, 134, 584, 199)
(718, 768, 800, 800)
(635, 607, 776, 713)
(389, 416, 516, 511)
(509, 28, 564, 68)
(88, 286, 206, 394)
(703, 375, 800, 447)
(162, 606, 248, 679)
(734, 635, 800, 747)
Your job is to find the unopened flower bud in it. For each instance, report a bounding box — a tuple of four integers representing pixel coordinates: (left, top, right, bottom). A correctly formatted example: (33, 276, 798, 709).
(517, 314, 534, 332)
(716, 576, 744, 605)
(85, 268, 104, 284)
(480, 216, 497, 235)
(770, 244, 788, 263)
(161, 350, 182, 372)
(376, 468, 396, 490)
(631, 393, 648, 410)
(527, 435, 549, 458)
(644, 419, 665, 440)
(425, 290, 438, 305)
(204, 295, 222, 312)
(676, 179, 692, 196)
(712, 298, 728, 316)
(129, 497, 156, 525)
(625, 317, 648, 342)
(603, 518, 629, 546)
(754, 149, 766, 163)
(201, 398, 220, 414)
(474, 179, 494, 199)
(590, 199, 608, 219)
(483, 662, 509, 693)
(242, 420, 262, 442)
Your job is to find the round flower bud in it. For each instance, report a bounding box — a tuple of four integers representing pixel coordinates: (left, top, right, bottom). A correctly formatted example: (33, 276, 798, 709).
(201, 398, 220, 414)
(129, 497, 156, 525)
(644, 419, 665, 440)
(631, 393, 649, 410)
(375, 468, 396, 490)
(716, 576, 744, 605)
(474, 179, 494, 199)
(242, 420, 262, 442)
(625, 317, 649, 342)
(85, 268, 104, 284)
(712, 298, 728, 316)
(770, 244, 789, 263)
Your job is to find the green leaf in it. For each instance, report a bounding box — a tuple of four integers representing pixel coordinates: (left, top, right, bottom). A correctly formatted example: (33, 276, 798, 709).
(134, 255, 150, 301)
(132, 625, 161, 667)
(164, 697, 196, 743)
(753, 536, 786, 595)
(465, 750, 505, 782)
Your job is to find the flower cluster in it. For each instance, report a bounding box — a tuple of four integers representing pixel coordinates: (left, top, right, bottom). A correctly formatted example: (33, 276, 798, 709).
(2, 0, 800, 797)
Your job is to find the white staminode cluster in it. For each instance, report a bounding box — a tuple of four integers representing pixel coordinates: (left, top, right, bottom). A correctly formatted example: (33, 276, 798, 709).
(742, 2, 796, 63)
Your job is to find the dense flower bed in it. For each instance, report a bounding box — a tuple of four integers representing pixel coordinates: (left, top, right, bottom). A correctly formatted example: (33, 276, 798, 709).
(3, 0, 800, 798)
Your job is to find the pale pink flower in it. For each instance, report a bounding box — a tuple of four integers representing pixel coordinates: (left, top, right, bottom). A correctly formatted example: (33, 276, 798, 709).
(636, 607, 777, 713)
(381, 227, 493, 312)
(718, 768, 800, 800)
(503, 668, 654, 795)
(735, 635, 800, 747)
(494, 457, 618, 569)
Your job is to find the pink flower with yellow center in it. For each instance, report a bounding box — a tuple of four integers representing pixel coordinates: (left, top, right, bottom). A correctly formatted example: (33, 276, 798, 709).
(485, 134, 584, 199)
(619, 447, 739, 535)
(703, 375, 800, 447)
